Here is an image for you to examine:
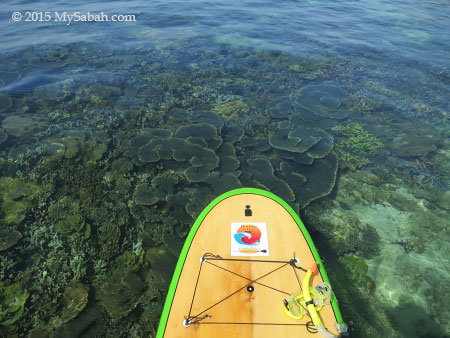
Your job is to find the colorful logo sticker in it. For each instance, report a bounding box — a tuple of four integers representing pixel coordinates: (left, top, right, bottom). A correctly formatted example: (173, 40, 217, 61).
(234, 224, 261, 245)
(231, 222, 269, 256)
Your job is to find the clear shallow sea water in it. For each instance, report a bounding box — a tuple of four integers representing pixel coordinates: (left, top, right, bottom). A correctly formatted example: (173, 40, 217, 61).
(0, 1, 449, 337)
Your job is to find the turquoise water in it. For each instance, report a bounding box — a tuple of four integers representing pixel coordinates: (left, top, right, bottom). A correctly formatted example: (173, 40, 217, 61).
(0, 1, 449, 337)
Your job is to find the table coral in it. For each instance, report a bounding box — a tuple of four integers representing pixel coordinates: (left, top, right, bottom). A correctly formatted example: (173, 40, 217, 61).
(0, 229, 22, 251)
(295, 85, 348, 119)
(1, 114, 49, 138)
(0, 281, 29, 334)
(266, 96, 297, 119)
(55, 214, 91, 239)
(0, 177, 40, 225)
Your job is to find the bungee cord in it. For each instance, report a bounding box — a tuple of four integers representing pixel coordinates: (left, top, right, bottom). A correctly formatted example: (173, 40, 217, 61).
(184, 252, 312, 327)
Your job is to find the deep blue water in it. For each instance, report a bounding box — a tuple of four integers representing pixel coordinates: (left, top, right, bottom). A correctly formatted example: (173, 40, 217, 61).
(2, 0, 450, 62)
(0, 1, 449, 337)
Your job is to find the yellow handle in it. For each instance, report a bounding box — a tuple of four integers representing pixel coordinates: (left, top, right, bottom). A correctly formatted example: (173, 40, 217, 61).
(302, 262, 322, 327)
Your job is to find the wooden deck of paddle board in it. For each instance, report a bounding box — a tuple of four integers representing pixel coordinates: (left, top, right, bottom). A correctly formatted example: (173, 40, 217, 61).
(162, 193, 339, 337)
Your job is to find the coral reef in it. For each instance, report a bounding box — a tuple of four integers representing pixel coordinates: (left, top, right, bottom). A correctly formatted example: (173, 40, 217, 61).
(0, 94, 12, 113)
(95, 268, 146, 320)
(334, 122, 383, 169)
(0, 129, 7, 145)
(0, 281, 29, 334)
(358, 223, 381, 259)
(213, 100, 249, 121)
(241, 157, 295, 202)
(306, 166, 450, 336)
(126, 115, 339, 212)
(0, 30, 448, 338)
(339, 255, 370, 288)
(138, 137, 219, 182)
(49, 282, 89, 327)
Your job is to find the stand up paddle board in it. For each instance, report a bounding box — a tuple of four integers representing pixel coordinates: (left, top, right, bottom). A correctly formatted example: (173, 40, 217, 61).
(156, 188, 349, 337)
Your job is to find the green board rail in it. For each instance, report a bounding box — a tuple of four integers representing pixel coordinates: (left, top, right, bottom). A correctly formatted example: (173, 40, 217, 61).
(156, 187, 345, 337)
